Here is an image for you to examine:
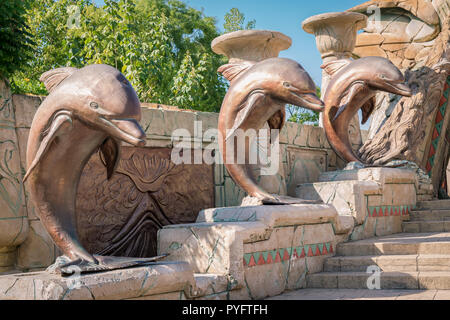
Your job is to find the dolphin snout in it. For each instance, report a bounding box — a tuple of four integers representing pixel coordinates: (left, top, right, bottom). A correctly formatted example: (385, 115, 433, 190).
(389, 82, 412, 97)
(100, 118, 146, 147)
(289, 91, 324, 112)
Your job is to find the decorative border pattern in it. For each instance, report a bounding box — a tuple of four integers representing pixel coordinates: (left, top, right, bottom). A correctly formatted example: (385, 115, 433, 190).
(426, 77, 449, 175)
(243, 242, 333, 268)
(367, 205, 411, 217)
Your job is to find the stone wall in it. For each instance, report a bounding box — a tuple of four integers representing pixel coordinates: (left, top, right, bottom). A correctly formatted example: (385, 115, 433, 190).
(349, 0, 450, 197)
(0, 85, 350, 273)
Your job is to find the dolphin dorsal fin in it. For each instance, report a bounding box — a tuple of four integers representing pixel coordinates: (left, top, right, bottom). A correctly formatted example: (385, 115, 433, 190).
(218, 61, 255, 82)
(321, 59, 352, 76)
(39, 67, 78, 92)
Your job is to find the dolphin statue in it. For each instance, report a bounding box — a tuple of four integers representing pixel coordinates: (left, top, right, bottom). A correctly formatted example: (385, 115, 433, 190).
(218, 57, 324, 204)
(24, 64, 165, 274)
(322, 56, 412, 164)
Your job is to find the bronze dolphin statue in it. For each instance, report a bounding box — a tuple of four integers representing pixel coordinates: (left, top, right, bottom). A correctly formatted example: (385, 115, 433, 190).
(24, 64, 164, 274)
(218, 57, 324, 203)
(322, 56, 412, 164)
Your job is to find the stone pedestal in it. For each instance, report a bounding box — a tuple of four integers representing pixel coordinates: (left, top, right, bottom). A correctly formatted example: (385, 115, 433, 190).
(296, 167, 421, 241)
(212, 30, 292, 64)
(302, 12, 367, 151)
(302, 12, 367, 94)
(158, 203, 352, 299)
(0, 262, 195, 300)
(212, 30, 292, 197)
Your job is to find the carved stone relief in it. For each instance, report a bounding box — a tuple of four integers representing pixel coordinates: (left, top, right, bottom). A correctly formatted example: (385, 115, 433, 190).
(76, 147, 214, 257)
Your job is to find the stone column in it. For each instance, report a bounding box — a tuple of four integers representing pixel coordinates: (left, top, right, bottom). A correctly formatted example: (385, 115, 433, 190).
(0, 78, 29, 272)
(211, 30, 292, 199)
(302, 12, 368, 151)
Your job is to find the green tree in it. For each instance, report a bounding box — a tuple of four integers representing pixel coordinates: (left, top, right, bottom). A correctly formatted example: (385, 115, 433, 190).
(223, 8, 256, 33)
(0, 0, 34, 79)
(286, 87, 321, 125)
(11, 0, 227, 112)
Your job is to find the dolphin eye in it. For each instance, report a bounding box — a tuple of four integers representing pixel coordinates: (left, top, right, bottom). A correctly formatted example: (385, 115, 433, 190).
(379, 74, 386, 80)
(90, 102, 99, 109)
(283, 82, 291, 88)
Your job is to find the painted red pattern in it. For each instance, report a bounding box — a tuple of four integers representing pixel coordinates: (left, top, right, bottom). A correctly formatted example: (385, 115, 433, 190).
(426, 77, 449, 175)
(243, 242, 333, 268)
(367, 205, 411, 218)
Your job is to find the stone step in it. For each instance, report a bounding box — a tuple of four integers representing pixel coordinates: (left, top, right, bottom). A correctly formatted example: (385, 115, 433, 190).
(267, 288, 450, 300)
(306, 271, 450, 290)
(324, 254, 450, 272)
(416, 200, 450, 210)
(410, 209, 450, 221)
(402, 221, 450, 233)
(336, 232, 450, 256)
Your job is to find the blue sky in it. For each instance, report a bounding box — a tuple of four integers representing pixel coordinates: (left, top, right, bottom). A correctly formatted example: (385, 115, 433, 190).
(94, 0, 364, 85)
(184, 0, 363, 85)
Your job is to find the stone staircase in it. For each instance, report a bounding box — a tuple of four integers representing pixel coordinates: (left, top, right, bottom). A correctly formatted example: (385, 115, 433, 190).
(306, 200, 450, 290)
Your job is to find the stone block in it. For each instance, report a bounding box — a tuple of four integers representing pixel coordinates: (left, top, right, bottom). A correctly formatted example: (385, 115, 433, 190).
(286, 147, 327, 196)
(12, 94, 41, 128)
(16, 220, 56, 270)
(418, 272, 450, 290)
(244, 261, 288, 299)
(306, 126, 323, 148)
(164, 109, 196, 138)
(302, 224, 335, 245)
(306, 273, 338, 288)
(0, 262, 195, 300)
(214, 186, 225, 208)
(0, 247, 16, 268)
(191, 274, 229, 297)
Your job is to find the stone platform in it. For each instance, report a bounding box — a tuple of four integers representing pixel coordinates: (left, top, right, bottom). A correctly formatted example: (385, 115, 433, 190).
(158, 203, 353, 300)
(296, 167, 428, 241)
(0, 167, 433, 300)
(0, 261, 195, 300)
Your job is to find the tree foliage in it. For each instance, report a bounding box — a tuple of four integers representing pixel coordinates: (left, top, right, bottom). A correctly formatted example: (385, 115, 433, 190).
(223, 8, 255, 33)
(0, 0, 34, 78)
(286, 87, 321, 125)
(11, 0, 227, 112)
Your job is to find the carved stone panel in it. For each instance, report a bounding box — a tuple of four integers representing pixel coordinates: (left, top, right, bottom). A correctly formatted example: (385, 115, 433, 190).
(76, 147, 214, 257)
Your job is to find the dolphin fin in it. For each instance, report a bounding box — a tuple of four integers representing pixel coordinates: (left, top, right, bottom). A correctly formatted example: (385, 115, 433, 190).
(267, 109, 286, 131)
(23, 111, 73, 182)
(321, 59, 352, 76)
(99, 138, 120, 180)
(226, 91, 266, 141)
(218, 61, 255, 82)
(40, 67, 78, 92)
(333, 82, 366, 122)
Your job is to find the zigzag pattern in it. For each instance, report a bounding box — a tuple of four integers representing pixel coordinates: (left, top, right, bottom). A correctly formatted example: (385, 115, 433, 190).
(367, 205, 412, 217)
(243, 242, 333, 268)
(426, 77, 449, 174)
